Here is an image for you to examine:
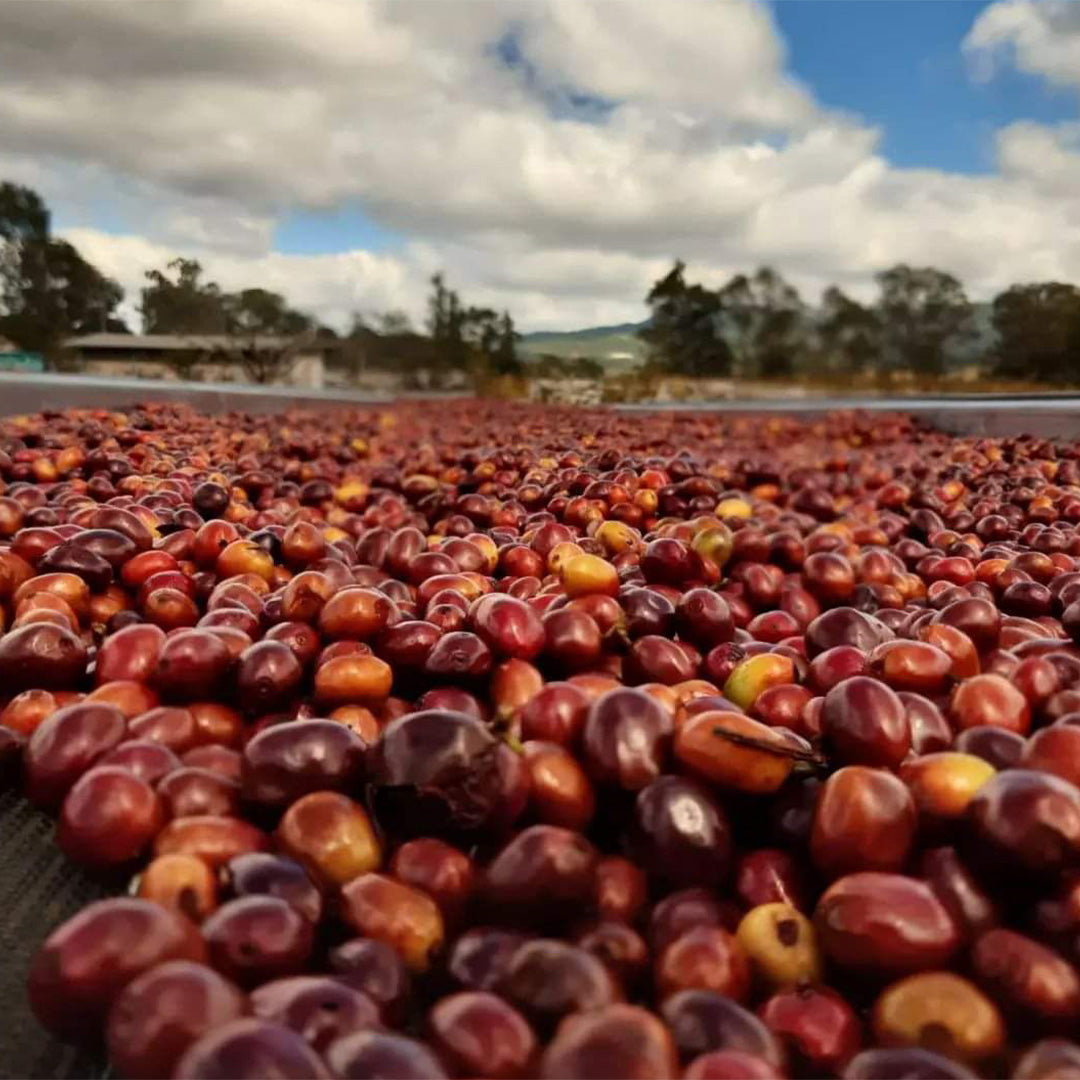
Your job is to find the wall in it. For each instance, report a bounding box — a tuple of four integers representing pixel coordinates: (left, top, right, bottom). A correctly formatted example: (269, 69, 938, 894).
(76, 350, 326, 388)
(530, 378, 603, 406)
(324, 367, 472, 393)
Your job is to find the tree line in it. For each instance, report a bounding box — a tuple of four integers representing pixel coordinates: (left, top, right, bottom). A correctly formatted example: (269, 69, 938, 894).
(343, 273, 522, 383)
(0, 182, 125, 358)
(0, 181, 522, 381)
(639, 261, 1080, 384)
(6, 177, 1080, 386)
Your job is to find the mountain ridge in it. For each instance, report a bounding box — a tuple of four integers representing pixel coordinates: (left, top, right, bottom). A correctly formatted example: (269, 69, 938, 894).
(521, 321, 646, 342)
(519, 321, 649, 369)
(519, 304, 996, 370)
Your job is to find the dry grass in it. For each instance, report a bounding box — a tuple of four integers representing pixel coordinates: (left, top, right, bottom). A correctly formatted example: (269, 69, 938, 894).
(476, 368, 1080, 403)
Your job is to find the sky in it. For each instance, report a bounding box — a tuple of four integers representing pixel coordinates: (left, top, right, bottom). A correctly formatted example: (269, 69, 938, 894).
(1, 0, 1080, 333)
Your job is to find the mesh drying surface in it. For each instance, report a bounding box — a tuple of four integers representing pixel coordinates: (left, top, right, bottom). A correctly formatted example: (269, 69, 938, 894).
(0, 788, 109, 1079)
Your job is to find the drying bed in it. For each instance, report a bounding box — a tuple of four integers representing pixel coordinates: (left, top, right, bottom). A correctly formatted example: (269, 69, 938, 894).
(2, 399, 1080, 1078)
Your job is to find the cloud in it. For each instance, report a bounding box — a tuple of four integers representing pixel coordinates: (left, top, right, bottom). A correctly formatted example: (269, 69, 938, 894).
(62, 227, 422, 333)
(513, 1, 817, 130)
(996, 120, 1080, 194)
(62, 227, 665, 333)
(2, 0, 1080, 332)
(964, 0, 1080, 89)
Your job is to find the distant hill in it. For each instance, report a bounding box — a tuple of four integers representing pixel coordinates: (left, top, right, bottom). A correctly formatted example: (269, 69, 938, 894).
(519, 303, 997, 373)
(520, 322, 648, 371)
(523, 321, 645, 342)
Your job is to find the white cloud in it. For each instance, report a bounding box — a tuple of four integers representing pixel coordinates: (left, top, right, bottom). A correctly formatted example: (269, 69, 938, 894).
(62, 227, 665, 333)
(62, 227, 422, 333)
(964, 0, 1080, 88)
(1, 0, 1080, 333)
(515, 0, 816, 130)
(996, 120, 1080, 193)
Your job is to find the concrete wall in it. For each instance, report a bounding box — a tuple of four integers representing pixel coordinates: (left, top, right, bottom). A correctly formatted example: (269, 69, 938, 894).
(324, 367, 472, 393)
(530, 378, 603, 406)
(77, 350, 327, 389)
(2, 372, 1079, 439)
(0, 372, 473, 415)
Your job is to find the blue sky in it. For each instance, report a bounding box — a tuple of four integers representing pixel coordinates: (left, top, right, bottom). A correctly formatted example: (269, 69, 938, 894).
(773, 0, 1075, 174)
(274, 205, 402, 256)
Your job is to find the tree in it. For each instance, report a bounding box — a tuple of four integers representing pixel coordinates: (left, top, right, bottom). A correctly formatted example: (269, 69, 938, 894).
(9, 238, 124, 341)
(216, 334, 312, 385)
(716, 267, 806, 378)
(139, 268, 316, 383)
(991, 283, 1080, 383)
(333, 312, 368, 380)
(748, 267, 806, 378)
(533, 354, 603, 380)
(50, 240, 124, 336)
(492, 311, 522, 375)
(162, 346, 203, 383)
(0, 181, 49, 244)
(817, 286, 882, 374)
(0, 181, 125, 361)
(140, 258, 228, 334)
(376, 310, 413, 335)
(456, 307, 523, 376)
(427, 272, 494, 377)
(423, 273, 525, 379)
(639, 260, 731, 377)
(461, 306, 500, 358)
(426, 273, 469, 373)
(875, 264, 973, 377)
(216, 288, 315, 384)
(426, 273, 451, 340)
(224, 287, 312, 337)
(426, 273, 460, 348)
(569, 356, 604, 380)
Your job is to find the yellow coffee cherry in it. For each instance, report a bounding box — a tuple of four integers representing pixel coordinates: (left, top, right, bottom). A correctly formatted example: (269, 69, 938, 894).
(899, 753, 996, 820)
(716, 497, 752, 520)
(723, 653, 796, 710)
(561, 553, 620, 597)
(595, 520, 641, 555)
(736, 903, 822, 988)
(692, 524, 734, 569)
(547, 541, 584, 575)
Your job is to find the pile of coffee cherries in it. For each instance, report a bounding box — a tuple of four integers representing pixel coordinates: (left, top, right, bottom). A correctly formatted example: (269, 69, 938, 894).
(5, 399, 1080, 1079)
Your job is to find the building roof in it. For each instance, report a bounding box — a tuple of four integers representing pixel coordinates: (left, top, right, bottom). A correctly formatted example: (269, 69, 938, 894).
(66, 333, 337, 352)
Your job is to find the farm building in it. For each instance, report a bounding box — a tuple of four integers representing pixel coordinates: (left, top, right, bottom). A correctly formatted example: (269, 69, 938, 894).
(64, 333, 337, 387)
